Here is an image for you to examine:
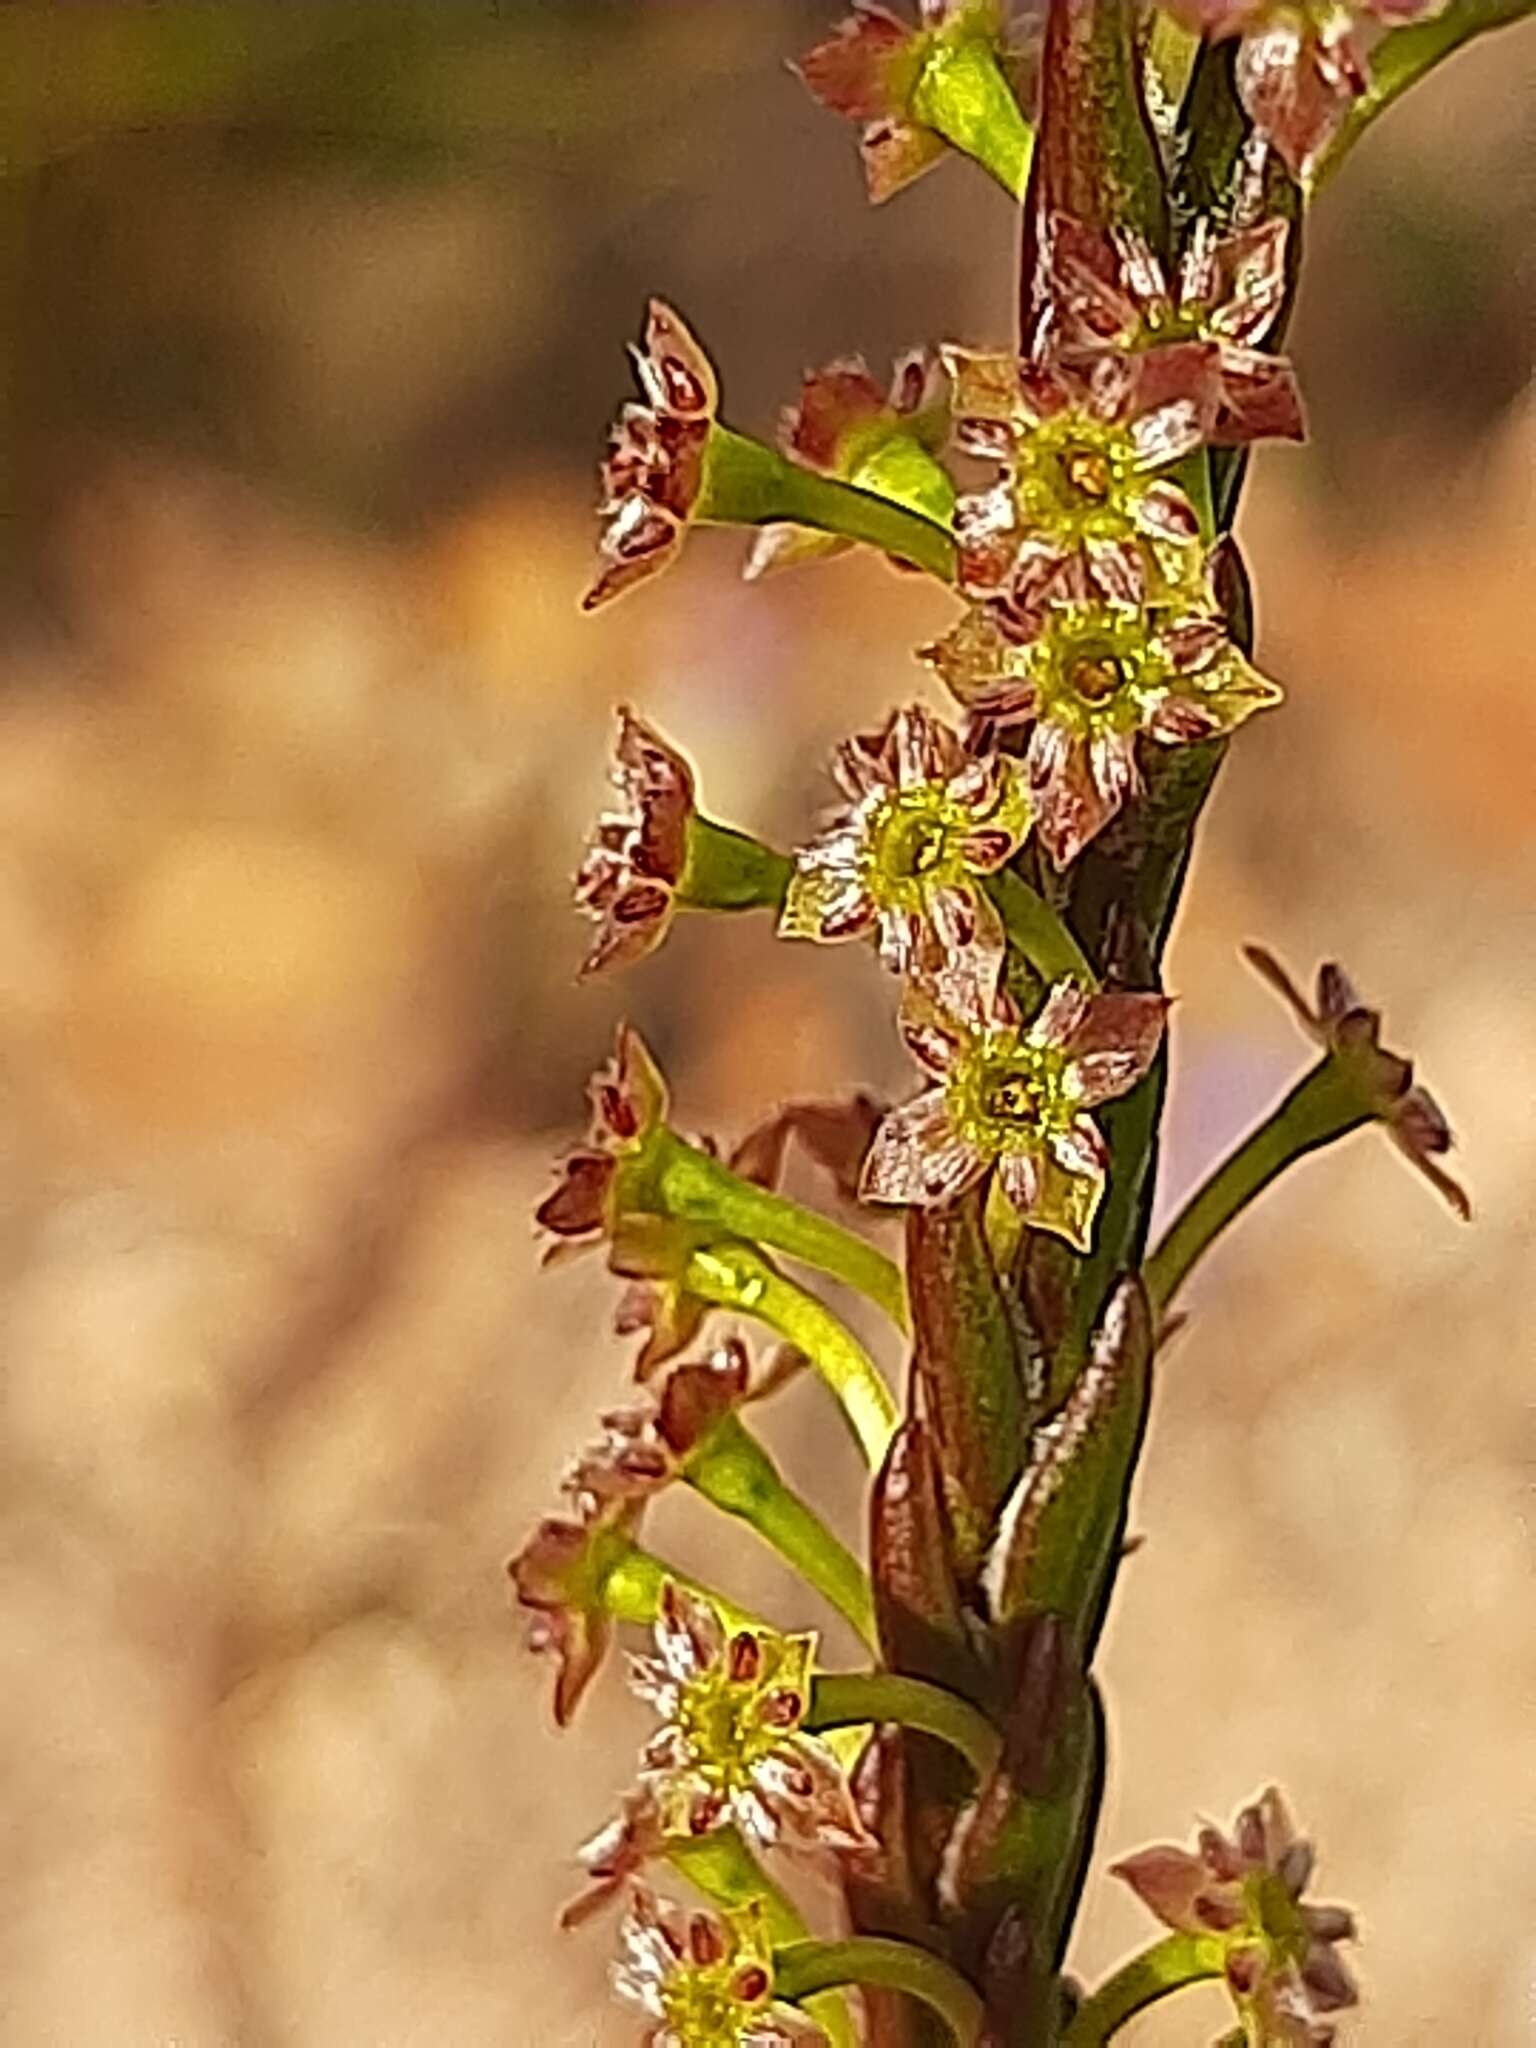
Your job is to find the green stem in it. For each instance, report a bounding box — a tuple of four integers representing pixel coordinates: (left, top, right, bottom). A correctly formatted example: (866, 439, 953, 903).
(988, 868, 1099, 987)
(656, 1131, 910, 1333)
(669, 1832, 856, 2048)
(686, 1415, 878, 1650)
(1145, 1059, 1370, 1317)
(678, 814, 791, 913)
(602, 1542, 765, 1635)
(911, 34, 1035, 200)
(699, 426, 958, 584)
(807, 1670, 1002, 1782)
(683, 1243, 900, 1467)
(1313, 0, 1536, 189)
(775, 1937, 988, 2047)
(1059, 1932, 1225, 2046)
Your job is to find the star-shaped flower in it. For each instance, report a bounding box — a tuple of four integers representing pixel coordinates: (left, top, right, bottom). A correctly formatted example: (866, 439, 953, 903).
(1246, 945, 1470, 1217)
(794, 0, 1011, 204)
(1164, 0, 1449, 183)
(584, 301, 720, 611)
(616, 1890, 828, 2047)
(576, 708, 698, 977)
(745, 349, 953, 579)
(943, 346, 1209, 614)
(1039, 211, 1305, 445)
(628, 1584, 871, 1852)
(924, 599, 1281, 868)
(778, 702, 1033, 979)
(1113, 1785, 1359, 2046)
(862, 962, 1168, 1248)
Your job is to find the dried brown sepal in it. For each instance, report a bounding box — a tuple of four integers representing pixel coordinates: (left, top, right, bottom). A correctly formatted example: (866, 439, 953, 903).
(1245, 944, 1470, 1218)
(584, 300, 719, 611)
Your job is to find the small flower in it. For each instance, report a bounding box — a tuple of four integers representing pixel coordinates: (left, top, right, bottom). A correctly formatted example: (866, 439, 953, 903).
(794, 0, 1010, 205)
(628, 1584, 871, 1852)
(576, 708, 699, 976)
(942, 347, 1209, 613)
(509, 1494, 645, 1727)
(1040, 211, 1305, 445)
(536, 1021, 671, 1255)
(1245, 945, 1470, 1217)
(862, 962, 1167, 1248)
(1113, 1785, 1359, 2046)
(537, 1025, 716, 1376)
(779, 702, 1034, 978)
(584, 300, 720, 611)
(616, 1889, 828, 2047)
(1164, 0, 1448, 183)
(924, 599, 1281, 868)
(562, 1782, 670, 1929)
(565, 1338, 801, 1516)
(745, 349, 953, 579)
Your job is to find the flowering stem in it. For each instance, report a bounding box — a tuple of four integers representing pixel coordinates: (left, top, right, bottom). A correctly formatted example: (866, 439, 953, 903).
(699, 425, 958, 583)
(774, 1937, 988, 2047)
(686, 1415, 879, 1650)
(683, 1243, 900, 1466)
(988, 867, 1099, 987)
(668, 1831, 858, 2048)
(678, 815, 791, 913)
(909, 34, 1035, 200)
(1314, 0, 1536, 188)
(1059, 1932, 1225, 2046)
(806, 1671, 1002, 1781)
(1145, 1058, 1371, 1317)
(655, 1131, 910, 1332)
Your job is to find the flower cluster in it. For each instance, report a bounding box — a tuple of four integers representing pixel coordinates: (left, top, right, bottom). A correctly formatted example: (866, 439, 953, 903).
(1114, 1786, 1359, 2043)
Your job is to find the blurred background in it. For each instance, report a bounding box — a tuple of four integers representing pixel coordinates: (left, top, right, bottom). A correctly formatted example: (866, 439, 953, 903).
(0, 3, 1529, 2042)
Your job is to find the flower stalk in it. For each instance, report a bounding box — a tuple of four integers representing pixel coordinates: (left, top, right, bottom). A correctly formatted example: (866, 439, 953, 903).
(525, 0, 1512, 2036)
(1146, 1056, 1370, 1316)
(774, 1936, 989, 2047)
(653, 1129, 910, 1333)
(682, 1242, 900, 1466)
(1058, 1932, 1222, 2046)
(806, 1669, 1002, 1781)
(686, 1415, 879, 1649)
(700, 425, 957, 583)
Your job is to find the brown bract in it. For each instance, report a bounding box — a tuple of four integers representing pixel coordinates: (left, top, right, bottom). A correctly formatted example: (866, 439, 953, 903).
(1113, 1785, 1359, 2045)
(575, 707, 698, 977)
(584, 300, 719, 611)
(1165, 0, 1448, 182)
(1246, 944, 1470, 1217)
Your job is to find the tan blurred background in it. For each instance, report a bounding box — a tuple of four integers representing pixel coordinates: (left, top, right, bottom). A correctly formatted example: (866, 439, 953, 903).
(0, 4, 1529, 2042)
